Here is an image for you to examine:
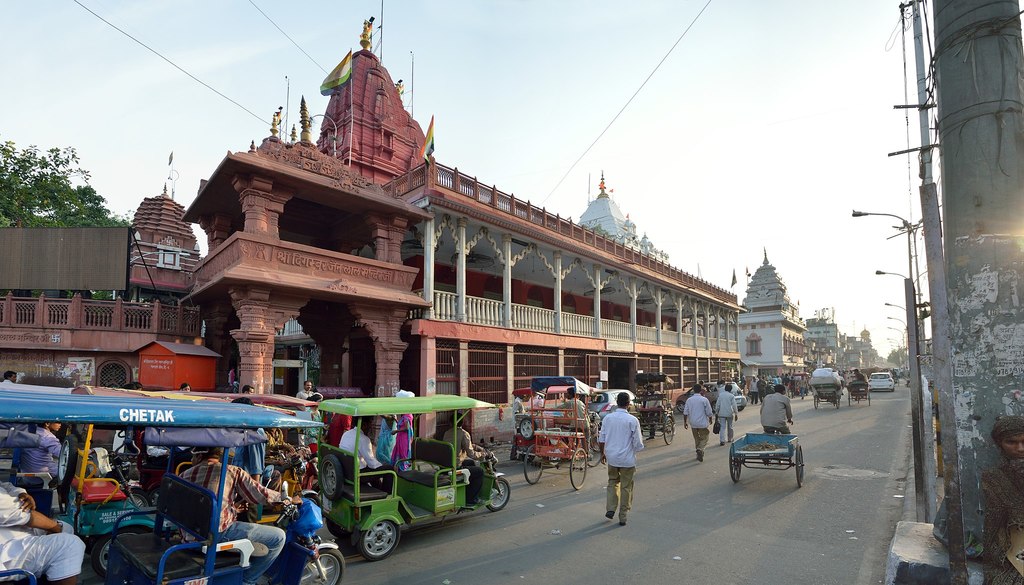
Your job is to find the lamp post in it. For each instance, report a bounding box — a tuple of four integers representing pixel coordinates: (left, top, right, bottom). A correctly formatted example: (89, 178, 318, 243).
(885, 302, 905, 311)
(311, 113, 340, 158)
(874, 267, 929, 522)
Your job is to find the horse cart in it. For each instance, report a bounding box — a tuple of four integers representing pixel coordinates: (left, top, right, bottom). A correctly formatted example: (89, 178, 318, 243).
(847, 380, 871, 406)
(633, 373, 675, 445)
(728, 432, 804, 487)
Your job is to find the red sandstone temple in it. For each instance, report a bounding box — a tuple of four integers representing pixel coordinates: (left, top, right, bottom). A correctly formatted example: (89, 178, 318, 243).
(0, 40, 740, 438)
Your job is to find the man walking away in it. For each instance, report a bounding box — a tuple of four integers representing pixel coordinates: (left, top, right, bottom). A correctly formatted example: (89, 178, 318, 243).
(682, 384, 713, 462)
(760, 384, 794, 434)
(599, 392, 644, 526)
(715, 383, 739, 445)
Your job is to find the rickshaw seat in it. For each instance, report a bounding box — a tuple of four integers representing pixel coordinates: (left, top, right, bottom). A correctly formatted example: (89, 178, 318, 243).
(71, 477, 127, 503)
(336, 450, 390, 501)
(396, 440, 456, 487)
(113, 474, 240, 581)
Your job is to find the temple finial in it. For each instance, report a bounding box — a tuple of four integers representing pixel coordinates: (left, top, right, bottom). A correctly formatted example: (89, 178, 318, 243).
(299, 96, 312, 143)
(290, 124, 298, 143)
(270, 107, 282, 138)
(763, 247, 769, 265)
(597, 171, 608, 199)
(360, 17, 374, 51)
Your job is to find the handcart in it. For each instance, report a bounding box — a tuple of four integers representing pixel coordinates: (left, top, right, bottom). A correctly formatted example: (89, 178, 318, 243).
(812, 384, 842, 409)
(633, 373, 675, 445)
(728, 432, 804, 487)
(847, 380, 870, 406)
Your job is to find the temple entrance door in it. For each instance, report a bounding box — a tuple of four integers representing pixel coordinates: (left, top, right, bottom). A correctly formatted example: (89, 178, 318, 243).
(349, 335, 377, 394)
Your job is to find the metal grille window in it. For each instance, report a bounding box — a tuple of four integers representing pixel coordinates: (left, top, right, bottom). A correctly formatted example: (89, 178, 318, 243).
(563, 350, 588, 381)
(98, 361, 129, 388)
(467, 342, 507, 404)
(435, 339, 460, 396)
(682, 357, 698, 388)
(512, 345, 558, 389)
(662, 356, 682, 389)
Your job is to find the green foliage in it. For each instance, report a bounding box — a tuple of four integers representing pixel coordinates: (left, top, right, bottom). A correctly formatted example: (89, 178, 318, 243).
(887, 346, 907, 365)
(0, 138, 130, 227)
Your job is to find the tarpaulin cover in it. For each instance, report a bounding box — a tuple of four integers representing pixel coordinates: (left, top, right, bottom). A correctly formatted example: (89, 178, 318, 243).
(144, 427, 266, 447)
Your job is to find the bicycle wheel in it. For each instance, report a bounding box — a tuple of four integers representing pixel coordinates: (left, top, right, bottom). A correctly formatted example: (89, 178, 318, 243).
(569, 448, 587, 490)
(662, 414, 675, 445)
(729, 457, 742, 483)
(795, 445, 805, 488)
(523, 445, 543, 485)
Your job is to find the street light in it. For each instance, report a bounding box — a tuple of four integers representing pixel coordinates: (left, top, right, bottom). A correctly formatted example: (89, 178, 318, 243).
(887, 315, 907, 326)
(885, 302, 906, 311)
(877, 270, 909, 279)
(311, 113, 340, 158)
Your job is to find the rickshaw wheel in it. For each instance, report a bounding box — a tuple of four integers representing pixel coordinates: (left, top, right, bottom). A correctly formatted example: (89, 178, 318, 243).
(662, 414, 675, 445)
(729, 457, 742, 483)
(91, 526, 149, 577)
(356, 519, 401, 561)
(325, 517, 350, 539)
(128, 488, 150, 510)
(487, 477, 511, 512)
(519, 418, 535, 440)
(569, 449, 587, 490)
(320, 454, 343, 500)
(523, 446, 543, 485)
(795, 445, 805, 488)
(300, 547, 345, 585)
(813, 397, 819, 410)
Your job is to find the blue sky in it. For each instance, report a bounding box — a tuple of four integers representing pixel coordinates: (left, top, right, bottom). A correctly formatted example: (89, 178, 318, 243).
(2, 0, 933, 356)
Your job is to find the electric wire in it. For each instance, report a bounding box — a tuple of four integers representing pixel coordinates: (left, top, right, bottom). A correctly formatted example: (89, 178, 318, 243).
(247, 0, 328, 74)
(72, 0, 267, 126)
(540, 0, 714, 204)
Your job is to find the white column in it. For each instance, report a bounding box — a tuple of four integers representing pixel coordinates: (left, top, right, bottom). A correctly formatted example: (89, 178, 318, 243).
(692, 300, 699, 348)
(553, 251, 563, 334)
(703, 304, 711, 350)
(655, 287, 663, 345)
(629, 277, 637, 342)
(676, 296, 684, 348)
(593, 264, 602, 337)
(456, 217, 467, 322)
(502, 233, 512, 328)
(423, 216, 435, 319)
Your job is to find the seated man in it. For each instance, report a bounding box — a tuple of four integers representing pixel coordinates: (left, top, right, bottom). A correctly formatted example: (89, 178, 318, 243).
(442, 421, 485, 505)
(0, 481, 85, 585)
(557, 387, 590, 434)
(339, 418, 394, 493)
(180, 447, 301, 585)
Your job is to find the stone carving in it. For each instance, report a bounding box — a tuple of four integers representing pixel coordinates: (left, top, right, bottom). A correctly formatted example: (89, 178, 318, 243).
(254, 136, 378, 191)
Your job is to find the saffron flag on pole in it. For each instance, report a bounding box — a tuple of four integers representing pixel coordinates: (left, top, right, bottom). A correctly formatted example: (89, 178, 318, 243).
(419, 115, 435, 161)
(320, 51, 353, 96)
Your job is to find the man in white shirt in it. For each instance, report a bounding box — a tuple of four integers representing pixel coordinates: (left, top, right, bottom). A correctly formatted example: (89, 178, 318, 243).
(715, 383, 739, 445)
(339, 417, 394, 492)
(0, 482, 85, 585)
(682, 384, 714, 462)
(598, 392, 644, 526)
(296, 380, 314, 401)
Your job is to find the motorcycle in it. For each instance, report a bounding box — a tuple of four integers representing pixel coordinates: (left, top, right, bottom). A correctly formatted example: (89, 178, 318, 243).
(264, 483, 345, 585)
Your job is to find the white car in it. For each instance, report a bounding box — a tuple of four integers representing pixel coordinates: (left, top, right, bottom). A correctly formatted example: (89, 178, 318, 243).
(868, 372, 895, 392)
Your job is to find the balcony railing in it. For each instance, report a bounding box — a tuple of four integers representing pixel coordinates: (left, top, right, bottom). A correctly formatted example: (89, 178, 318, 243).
(383, 161, 738, 306)
(0, 293, 201, 337)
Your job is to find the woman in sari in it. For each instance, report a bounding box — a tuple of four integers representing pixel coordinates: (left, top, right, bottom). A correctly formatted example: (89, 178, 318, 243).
(391, 390, 415, 471)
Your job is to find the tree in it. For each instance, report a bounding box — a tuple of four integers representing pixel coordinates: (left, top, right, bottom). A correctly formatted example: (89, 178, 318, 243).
(887, 346, 907, 367)
(0, 138, 129, 227)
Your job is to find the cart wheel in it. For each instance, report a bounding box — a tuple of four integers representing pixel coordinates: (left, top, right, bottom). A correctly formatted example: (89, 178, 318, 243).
(91, 526, 149, 577)
(523, 446, 543, 485)
(586, 435, 601, 468)
(835, 397, 841, 409)
(519, 418, 535, 440)
(813, 396, 819, 410)
(487, 477, 511, 512)
(569, 449, 587, 490)
(320, 453, 343, 500)
(848, 393, 851, 406)
(128, 487, 151, 510)
(355, 519, 401, 561)
(300, 548, 345, 585)
(795, 445, 805, 488)
(675, 401, 686, 414)
(729, 457, 742, 483)
(662, 414, 675, 445)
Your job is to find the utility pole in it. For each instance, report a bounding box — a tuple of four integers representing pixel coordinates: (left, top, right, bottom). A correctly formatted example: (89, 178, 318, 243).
(933, 1, 1024, 583)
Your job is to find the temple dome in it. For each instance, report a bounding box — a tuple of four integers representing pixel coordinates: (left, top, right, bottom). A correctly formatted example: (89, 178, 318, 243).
(132, 186, 196, 249)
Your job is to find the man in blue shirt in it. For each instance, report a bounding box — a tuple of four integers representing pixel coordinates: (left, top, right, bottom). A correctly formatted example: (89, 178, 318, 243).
(598, 392, 644, 526)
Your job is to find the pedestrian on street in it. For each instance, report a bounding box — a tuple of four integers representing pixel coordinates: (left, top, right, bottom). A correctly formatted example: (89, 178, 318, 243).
(760, 384, 794, 434)
(749, 378, 761, 405)
(715, 383, 739, 445)
(599, 391, 644, 526)
(296, 380, 314, 400)
(682, 384, 713, 462)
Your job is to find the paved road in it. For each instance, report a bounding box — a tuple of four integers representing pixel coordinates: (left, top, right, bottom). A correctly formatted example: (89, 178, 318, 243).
(341, 390, 911, 585)
(78, 390, 910, 585)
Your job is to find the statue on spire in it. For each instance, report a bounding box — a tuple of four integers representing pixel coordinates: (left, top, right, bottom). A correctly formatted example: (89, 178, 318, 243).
(360, 17, 374, 50)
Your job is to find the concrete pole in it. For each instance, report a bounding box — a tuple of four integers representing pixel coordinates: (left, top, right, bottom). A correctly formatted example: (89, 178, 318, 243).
(593, 264, 602, 338)
(629, 277, 637, 343)
(934, 0, 1024, 575)
(904, 278, 928, 523)
(456, 218, 467, 322)
(422, 217, 435, 319)
(553, 252, 563, 334)
(502, 234, 512, 328)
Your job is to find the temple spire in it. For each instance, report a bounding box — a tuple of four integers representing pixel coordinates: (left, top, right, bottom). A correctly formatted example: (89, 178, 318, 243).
(597, 171, 609, 199)
(763, 247, 769, 265)
(299, 96, 312, 144)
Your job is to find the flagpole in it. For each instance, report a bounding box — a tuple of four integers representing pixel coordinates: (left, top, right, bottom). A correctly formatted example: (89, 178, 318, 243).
(348, 57, 354, 167)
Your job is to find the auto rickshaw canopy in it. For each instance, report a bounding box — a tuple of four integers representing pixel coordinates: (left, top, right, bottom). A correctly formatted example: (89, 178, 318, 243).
(319, 395, 493, 417)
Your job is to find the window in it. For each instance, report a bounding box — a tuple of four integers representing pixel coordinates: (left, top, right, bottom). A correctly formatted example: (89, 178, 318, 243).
(156, 246, 181, 270)
(746, 333, 762, 356)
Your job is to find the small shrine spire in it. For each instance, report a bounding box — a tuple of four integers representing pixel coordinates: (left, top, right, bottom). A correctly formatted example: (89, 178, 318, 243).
(763, 247, 769, 265)
(270, 106, 283, 138)
(597, 171, 609, 199)
(299, 96, 312, 144)
(289, 124, 298, 143)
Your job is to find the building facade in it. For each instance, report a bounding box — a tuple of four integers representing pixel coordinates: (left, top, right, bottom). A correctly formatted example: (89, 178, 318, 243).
(738, 253, 806, 377)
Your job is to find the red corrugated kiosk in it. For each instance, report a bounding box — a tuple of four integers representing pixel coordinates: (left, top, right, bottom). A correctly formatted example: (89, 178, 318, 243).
(137, 341, 220, 391)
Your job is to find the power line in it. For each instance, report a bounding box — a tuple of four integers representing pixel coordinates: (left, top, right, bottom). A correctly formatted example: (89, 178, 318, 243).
(541, 0, 714, 204)
(247, 0, 328, 74)
(72, 0, 266, 126)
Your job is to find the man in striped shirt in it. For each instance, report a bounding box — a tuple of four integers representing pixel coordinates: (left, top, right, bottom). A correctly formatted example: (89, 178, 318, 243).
(180, 447, 301, 585)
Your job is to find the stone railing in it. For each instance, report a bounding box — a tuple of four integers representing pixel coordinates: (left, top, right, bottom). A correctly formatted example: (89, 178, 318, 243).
(636, 325, 659, 344)
(0, 293, 201, 336)
(383, 161, 738, 306)
(511, 303, 555, 334)
(601, 319, 631, 341)
(561, 312, 593, 337)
